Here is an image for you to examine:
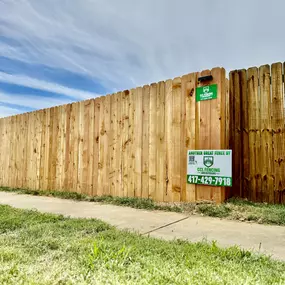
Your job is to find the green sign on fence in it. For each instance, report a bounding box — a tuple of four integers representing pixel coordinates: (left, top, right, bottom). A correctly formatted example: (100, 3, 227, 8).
(196, 84, 217, 102)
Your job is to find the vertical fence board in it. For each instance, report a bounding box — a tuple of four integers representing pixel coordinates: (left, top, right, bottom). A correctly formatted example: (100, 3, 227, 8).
(60, 105, 67, 190)
(5, 117, 9, 185)
(231, 71, 242, 197)
(185, 73, 197, 202)
(156, 82, 166, 202)
(93, 98, 100, 196)
(165, 80, 173, 202)
(212, 68, 227, 203)
(225, 79, 230, 149)
(229, 72, 235, 195)
(39, 110, 45, 190)
(15, 115, 19, 188)
(2, 118, 5, 185)
(77, 101, 84, 194)
(9, 116, 14, 188)
(82, 100, 90, 195)
(259, 65, 273, 202)
(5, 117, 9, 186)
(81, 100, 88, 194)
(98, 96, 105, 197)
(28, 113, 34, 189)
(0, 119, 3, 185)
(116, 92, 123, 197)
(36, 111, 42, 189)
(29, 113, 34, 189)
(72, 103, 80, 192)
(42, 110, 49, 190)
(3, 118, 8, 185)
(69, 103, 76, 191)
(142, 86, 150, 199)
(13, 116, 18, 187)
(128, 90, 135, 197)
(15, 115, 19, 187)
(47, 109, 53, 190)
(272, 63, 285, 202)
(2, 118, 6, 185)
(63, 104, 71, 191)
(19, 114, 24, 187)
(180, 76, 187, 202)
(20, 115, 25, 187)
(10, 116, 14, 187)
(247, 67, 260, 201)
(4, 117, 8, 185)
(15, 115, 20, 186)
(20, 114, 26, 188)
(149, 84, 157, 199)
(87, 100, 95, 196)
(52, 107, 59, 190)
(172, 78, 182, 202)
(109, 94, 117, 197)
(25, 114, 30, 188)
(9, 116, 13, 187)
(239, 70, 249, 199)
(134, 87, 143, 198)
(104, 95, 111, 196)
(9, 116, 14, 187)
(16, 115, 20, 188)
(0, 119, 2, 185)
(33, 112, 39, 189)
(3, 117, 6, 185)
(19, 115, 23, 188)
(121, 91, 130, 197)
(46, 109, 53, 190)
(120, 91, 127, 196)
(55, 106, 63, 190)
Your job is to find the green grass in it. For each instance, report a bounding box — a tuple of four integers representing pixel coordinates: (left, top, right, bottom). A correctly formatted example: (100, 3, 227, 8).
(2, 186, 285, 226)
(0, 205, 285, 284)
(192, 198, 285, 225)
(0, 186, 183, 212)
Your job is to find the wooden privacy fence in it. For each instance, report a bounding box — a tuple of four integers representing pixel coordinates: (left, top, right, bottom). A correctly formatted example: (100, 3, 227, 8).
(0, 68, 228, 203)
(230, 62, 285, 203)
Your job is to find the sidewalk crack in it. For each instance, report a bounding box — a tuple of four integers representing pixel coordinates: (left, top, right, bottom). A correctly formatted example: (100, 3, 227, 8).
(141, 216, 190, 236)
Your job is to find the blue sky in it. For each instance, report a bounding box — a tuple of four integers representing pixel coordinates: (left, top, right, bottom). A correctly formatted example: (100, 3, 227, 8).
(1, 0, 285, 118)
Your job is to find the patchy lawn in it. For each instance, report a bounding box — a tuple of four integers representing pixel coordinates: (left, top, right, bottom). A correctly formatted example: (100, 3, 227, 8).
(187, 198, 285, 225)
(1, 186, 285, 226)
(0, 205, 285, 284)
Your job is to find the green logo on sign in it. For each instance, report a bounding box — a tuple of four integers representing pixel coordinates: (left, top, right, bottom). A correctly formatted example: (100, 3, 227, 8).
(203, 156, 214, 167)
(196, 84, 217, 102)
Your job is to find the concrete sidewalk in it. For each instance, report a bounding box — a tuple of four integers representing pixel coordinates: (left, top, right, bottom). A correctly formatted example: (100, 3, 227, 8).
(1, 191, 285, 260)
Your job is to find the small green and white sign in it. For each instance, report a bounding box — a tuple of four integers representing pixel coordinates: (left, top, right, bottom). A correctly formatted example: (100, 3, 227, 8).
(187, 150, 232, 187)
(196, 84, 217, 101)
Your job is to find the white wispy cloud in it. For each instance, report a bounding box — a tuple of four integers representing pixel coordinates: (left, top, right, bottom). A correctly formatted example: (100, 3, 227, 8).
(0, 91, 75, 110)
(0, 0, 285, 88)
(0, 72, 100, 100)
